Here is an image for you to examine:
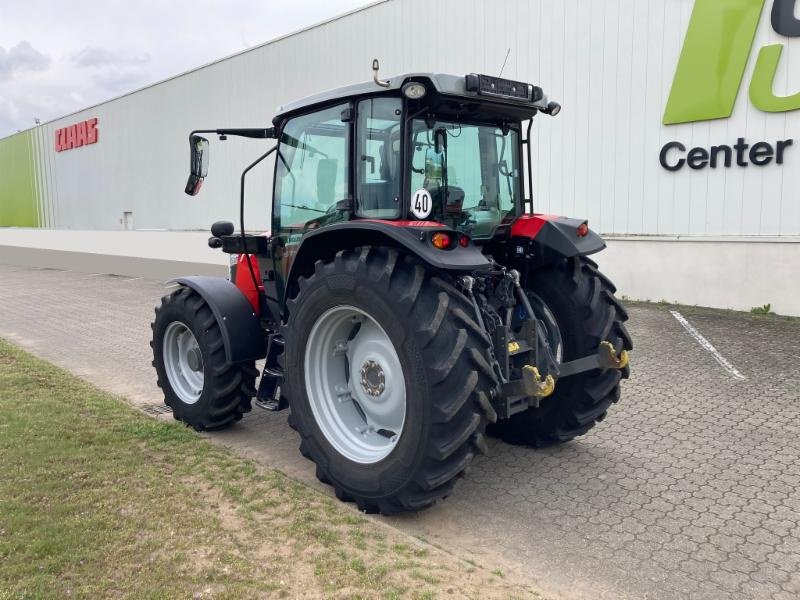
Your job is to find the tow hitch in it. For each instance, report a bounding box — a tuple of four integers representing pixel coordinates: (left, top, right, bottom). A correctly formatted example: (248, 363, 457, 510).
(502, 342, 628, 409)
(464, 269, 630, 419)
(501, 270, 629, 415)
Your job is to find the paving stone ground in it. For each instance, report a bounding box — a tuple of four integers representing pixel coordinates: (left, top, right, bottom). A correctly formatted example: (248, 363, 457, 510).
(1, 263, 799, 600)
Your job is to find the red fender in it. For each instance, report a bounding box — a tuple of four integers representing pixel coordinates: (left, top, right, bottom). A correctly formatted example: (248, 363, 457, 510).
(509, 214, 559, 239)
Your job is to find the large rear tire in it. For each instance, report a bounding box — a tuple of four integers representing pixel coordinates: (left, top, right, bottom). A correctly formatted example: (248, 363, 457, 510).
(489, 256, 632, 446)
(283, 247, 498, 514)
(151, 286, 257, 430)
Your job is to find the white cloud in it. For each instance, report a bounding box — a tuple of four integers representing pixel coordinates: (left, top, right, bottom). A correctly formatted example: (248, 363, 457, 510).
(91, 67, 149, 94)
(0, 94, 48, 134)
(0, 0, 375, 137)
(72, 47, 150, 68)
(0, 41, 50, 81)
(0, 96, 22, 128)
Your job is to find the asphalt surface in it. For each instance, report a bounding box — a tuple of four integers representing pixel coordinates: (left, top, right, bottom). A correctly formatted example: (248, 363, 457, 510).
(1, 263, 799, 600)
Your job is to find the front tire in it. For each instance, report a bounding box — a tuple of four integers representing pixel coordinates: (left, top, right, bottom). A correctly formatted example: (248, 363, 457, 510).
(283, 247, 498, 514)
(151, 286, 257, 430)
(489, 256, 632, 446)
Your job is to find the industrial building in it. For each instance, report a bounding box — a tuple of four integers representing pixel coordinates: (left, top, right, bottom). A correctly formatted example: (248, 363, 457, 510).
(1, 0, 798, 314)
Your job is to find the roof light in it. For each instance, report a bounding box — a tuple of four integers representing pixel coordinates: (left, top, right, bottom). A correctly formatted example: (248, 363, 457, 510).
(402, 82, 427, 100)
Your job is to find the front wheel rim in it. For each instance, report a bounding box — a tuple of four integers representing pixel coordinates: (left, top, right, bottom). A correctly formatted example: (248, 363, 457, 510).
(163, 321, 204, 404)
(304, 305, 407, 464)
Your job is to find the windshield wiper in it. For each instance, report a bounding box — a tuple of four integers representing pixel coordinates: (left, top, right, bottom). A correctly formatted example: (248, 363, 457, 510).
(283, 203, 327, 214)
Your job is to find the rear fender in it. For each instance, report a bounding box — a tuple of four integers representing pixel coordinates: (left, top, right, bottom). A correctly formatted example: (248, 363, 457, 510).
(511, 214, 605, 265)
(285, 220, 491, 302)
(168, 276, 267, 363)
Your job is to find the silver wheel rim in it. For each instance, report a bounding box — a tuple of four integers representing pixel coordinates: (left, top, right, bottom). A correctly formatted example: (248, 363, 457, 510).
(304, 305, 406, 464)
(163, 321, 204, 404)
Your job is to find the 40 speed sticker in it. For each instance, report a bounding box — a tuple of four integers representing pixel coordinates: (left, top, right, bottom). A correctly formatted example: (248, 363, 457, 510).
(410, 188, 432, 219)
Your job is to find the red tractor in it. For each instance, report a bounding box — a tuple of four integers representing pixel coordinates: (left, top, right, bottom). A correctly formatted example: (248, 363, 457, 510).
(151, 63, 631, 514)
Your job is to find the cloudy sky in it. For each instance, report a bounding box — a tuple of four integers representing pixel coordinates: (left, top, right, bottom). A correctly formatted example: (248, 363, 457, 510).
(0, 0, 373, 137)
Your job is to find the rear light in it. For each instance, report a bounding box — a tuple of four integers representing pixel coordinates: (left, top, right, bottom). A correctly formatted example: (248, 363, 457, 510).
(577, 222, 589, 237)
(459, 234, 470, 247)
(431, 232, 454, 250)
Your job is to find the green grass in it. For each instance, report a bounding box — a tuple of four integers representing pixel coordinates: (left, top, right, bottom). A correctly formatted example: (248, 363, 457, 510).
(0, 339, 537, 599)
(749, 303, 774, 315)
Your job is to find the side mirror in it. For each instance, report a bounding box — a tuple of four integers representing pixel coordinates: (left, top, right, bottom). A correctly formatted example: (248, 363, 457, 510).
(424, 147, 443, 181)
(433, 128, 447, 154)
(185, 135, 209, 196)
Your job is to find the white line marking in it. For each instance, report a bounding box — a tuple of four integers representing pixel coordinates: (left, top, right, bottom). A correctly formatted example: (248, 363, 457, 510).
(669, 310, 747, 380)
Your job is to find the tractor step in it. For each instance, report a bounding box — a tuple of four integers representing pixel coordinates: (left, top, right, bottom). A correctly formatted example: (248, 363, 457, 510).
(255, 370, 287, 411)
(255, 334, 287, 411)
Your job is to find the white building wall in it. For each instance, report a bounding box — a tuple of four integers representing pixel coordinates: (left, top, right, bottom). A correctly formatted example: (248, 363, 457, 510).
(15, 0, 800, 236)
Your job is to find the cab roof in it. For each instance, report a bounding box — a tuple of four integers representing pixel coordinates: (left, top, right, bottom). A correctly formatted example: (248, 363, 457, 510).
(273, 72, 553, 125)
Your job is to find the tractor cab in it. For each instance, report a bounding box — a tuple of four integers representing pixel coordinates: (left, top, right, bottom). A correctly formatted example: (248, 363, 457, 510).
(269, 67, 560, 243)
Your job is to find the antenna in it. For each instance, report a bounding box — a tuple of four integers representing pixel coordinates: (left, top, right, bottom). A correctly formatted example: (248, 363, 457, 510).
(498, 48, 511, 77)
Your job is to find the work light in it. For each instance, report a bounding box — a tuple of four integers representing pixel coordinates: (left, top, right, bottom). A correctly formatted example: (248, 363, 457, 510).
(545, 101, 561, 116)
(402, 82, 427, 100)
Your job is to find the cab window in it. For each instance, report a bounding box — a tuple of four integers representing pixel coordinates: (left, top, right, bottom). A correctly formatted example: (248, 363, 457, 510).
(273, 104, 349, 236)
(409, 119, 520, 237)
(356, 97, 402, 218)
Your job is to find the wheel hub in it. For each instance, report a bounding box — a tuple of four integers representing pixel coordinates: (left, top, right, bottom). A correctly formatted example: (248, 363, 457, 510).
(162, 321, 204, 405)
(186, 347, 203, 372)
(360, 360, 386, 397)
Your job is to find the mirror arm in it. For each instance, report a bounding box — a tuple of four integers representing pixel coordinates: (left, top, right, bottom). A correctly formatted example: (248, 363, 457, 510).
(190, 128, 276, 141)
(218, 128, 276, 139)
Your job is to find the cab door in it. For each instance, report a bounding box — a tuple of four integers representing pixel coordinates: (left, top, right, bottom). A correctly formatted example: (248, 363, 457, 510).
(271, 103, 351, 303)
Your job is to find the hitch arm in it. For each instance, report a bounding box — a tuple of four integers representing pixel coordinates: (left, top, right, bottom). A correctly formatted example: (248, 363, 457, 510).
(558, 341, 630, 378)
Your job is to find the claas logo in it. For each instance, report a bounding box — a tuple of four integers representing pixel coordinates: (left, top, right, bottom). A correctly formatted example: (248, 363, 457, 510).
(664, 0, 800, 125)
(55, 118, 99, 152)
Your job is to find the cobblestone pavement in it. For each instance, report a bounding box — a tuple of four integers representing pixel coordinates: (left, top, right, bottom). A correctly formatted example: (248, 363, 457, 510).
(1, 263, 799, 600)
